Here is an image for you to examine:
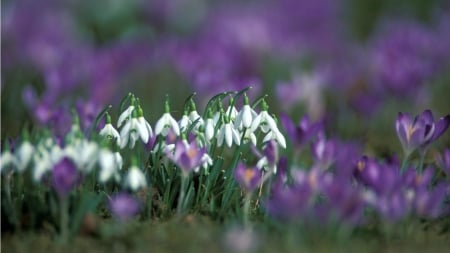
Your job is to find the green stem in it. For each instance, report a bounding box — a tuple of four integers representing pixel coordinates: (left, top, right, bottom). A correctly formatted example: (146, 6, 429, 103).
(177, 173, 187, 216)
(243, 192, 252, 227)
(59, 197, 69, 244)
(418, 148, 428, 174)
(400, 153, 410, 174)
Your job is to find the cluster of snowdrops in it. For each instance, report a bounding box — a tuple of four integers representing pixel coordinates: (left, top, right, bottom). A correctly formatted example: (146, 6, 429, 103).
(1, 88, 450, 240)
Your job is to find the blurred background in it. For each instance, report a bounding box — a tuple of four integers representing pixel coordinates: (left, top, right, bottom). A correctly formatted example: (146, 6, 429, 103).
(2, 0, 450, 152)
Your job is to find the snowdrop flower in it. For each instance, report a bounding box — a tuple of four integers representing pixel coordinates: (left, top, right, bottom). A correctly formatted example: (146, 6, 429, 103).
(98, 149, 122, 182)
(225, 105, 238, 123)
(217, 115, 241, 148)
(33, 149, 52, 181)
(99, 113, 121, 146)
(234, 94, 256, 130)
(256, 140, 280, 173)
(117, 94, 136, 128)
(0, 150, 17, 173)
(242, 129, 257, 146)
(155, 97, 180, 136)
(204, 109, 216, 142)
(250, 100, 279, 134)
(125, 166, 147, 191)
(120, 108, 153, 149)
(262, 130, 287, 149)
(120, 117, 140, 149)
(65, 139, 99, 173)
(15, 141, 35, 172)
(188, 100, 204, 130)
(197, 153, 213, 173)
(178, 111, 190, 132)
(136, 105, 153, 143)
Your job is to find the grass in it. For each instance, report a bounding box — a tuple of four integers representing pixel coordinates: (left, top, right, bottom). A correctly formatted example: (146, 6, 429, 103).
(2, 215, 449, 253)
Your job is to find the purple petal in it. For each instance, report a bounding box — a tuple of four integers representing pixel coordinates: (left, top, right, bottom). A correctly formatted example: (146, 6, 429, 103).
(431, 115, 450, 141)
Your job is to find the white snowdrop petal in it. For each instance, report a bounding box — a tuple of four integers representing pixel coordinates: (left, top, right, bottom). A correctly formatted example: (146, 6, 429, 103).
(225, 124, 233, 147)
(117, 106, 135, 128)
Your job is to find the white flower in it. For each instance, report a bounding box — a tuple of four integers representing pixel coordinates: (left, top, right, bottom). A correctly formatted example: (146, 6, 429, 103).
(32, 149, 52, 181)
(234, 104, 256, 130)
(15, 141, 35, 172)
(155, 112, 180, 136)
(125, 166, 147, 191)
(188, 110, 204, 130)
(250, 110, 279, 133)
(242, 129, 257, 146)
(137, 116, 153, 143)
(0, 151, 17, 173)
(178, 114, 190, 132)
(262, 130, 286, 149)
(98, 149, 122, 182)
(198, 153, 213, 173)
(204, 118, 215, 142)
(120, 118, 141, 149)
(99, 123, 121, 146)
(217, 122, 241, 147)
(226, 105, 238, 122)
(65, 140, 99, 173)
(117, 105, 135, 128)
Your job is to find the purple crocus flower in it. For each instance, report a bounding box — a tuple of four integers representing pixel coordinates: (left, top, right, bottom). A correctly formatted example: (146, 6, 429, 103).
(396, 110, 450, 157)
(265, 180, 312, 220)
(109, 192, 140, 222)
(52, 157, 79, 197)
(166, 140, 206, 175)
(311, 134, 335, 169)
(413, 183, 447, 218)
(435, 149, 450, 177)
(370, 20, 446, 96)
(280, 114, 323, 150)
(322, 178, 365, 225)
(234, 162, 262, 192)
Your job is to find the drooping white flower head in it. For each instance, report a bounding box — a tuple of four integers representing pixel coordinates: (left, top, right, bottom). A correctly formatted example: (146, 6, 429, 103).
(178, 113, 190, 133)
(262, 129, 287, 149)
(0, 150, 17, 173)
(136, 105, 153, 143)
(98, 149, 122, 183)
(250, 100, 279, 134)
(196, 153, 213, 173)
(242, 129, 257, 146)
(117, 94, 136, 128)
(203, 108, 216, 142)
(99, 113, 121, 146)
(14, 141, 34, 172)
(188, 99, 204, 131)
(120, 117, 141, 149)
(155, 96, 180, 137)
(32, 140, 64, 182)
(125, 166, 147, 191)
(234, 94, 256, 130)
(65, 139, 99, 173)
(216, 114, 241, 148)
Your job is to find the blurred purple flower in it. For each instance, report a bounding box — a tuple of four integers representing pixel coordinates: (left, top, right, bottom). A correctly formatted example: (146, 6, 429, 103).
(311, 134, 336, 169)
(265, 180, 312, 220)
(52, 157, 79, 197)
(109, 192, 140, 222)
(166, 140, 206, 175)
(370, 20, 447, 96)
(322, 178, 365, 224)
(280, 114, 323, 150)
(413, 183, 446, 218)
(435, 149, 450, 177)
(234, 162, 262, 193)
